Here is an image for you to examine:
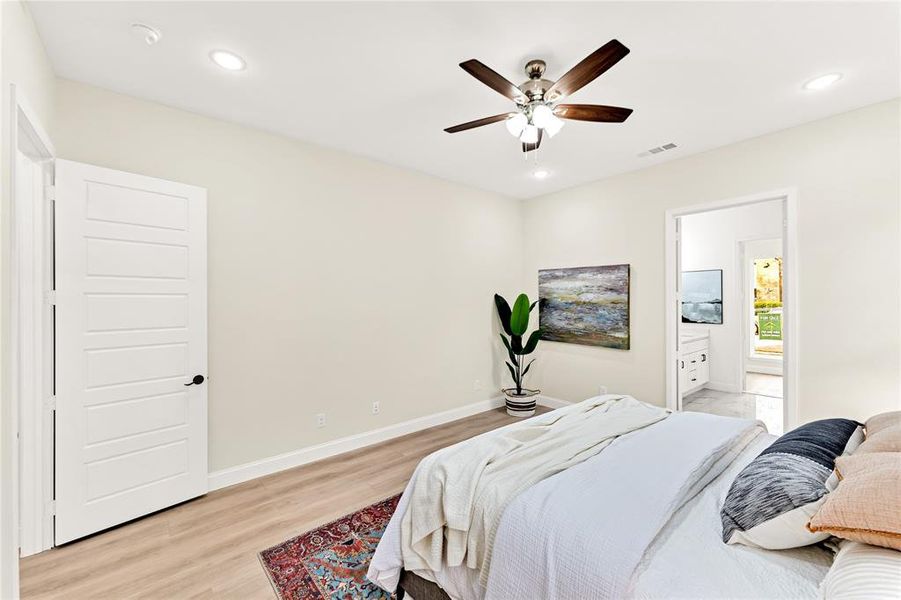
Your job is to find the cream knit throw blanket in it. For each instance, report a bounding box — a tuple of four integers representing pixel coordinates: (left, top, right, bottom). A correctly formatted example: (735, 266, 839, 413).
(399, 395, 669, 585)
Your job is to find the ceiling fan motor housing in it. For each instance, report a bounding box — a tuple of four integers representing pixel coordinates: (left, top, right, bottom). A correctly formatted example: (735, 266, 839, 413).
(520, 59, 553, 103)
(525, 59, 546, 79)
(519, 78, 554, 103)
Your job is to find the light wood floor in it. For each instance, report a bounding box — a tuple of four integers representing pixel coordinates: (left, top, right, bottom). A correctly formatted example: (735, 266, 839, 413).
(20, 406, 548, 600)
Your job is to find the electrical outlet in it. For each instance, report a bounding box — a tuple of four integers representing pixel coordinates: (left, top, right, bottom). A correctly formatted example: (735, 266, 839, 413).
(372, 401, 380, 415)
(598, 385, 608, 396)
(316, 413, 326, 428)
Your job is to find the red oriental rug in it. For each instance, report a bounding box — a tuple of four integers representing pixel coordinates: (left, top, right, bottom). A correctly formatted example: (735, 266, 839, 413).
(259, 495, 401, 599)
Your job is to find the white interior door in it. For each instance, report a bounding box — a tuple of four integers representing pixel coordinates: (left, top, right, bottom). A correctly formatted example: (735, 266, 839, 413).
(54, 160, 207, 544)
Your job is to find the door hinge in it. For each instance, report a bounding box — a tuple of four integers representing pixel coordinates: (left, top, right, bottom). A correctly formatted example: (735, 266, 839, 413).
(44, 395, 56, 411)
(45, 185, 56, 203)
(45, 290, 57, 306)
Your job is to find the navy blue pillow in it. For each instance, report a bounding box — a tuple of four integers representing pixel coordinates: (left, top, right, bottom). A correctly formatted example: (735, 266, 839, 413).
(721, 418, 862, 549)
(759, 418, 861, 468)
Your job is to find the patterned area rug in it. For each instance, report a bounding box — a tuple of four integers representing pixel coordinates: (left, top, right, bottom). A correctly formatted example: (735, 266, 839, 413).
(260, 495, 401, 599)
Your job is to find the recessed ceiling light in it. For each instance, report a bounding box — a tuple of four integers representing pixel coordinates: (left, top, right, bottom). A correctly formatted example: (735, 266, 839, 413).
(803, 73, 842, 91)
(533, 169, 549, 179)
(210, 50, 246, 72)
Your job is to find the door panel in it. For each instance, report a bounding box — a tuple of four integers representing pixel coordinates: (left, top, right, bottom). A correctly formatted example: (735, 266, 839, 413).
(55, 159, 207, 544)
(85, 238, 189, 279)
(85, 293, 188, 332)
(85, 181, 188, 230)
(85, 391, 188, 444)
(85, 343, 188, 388)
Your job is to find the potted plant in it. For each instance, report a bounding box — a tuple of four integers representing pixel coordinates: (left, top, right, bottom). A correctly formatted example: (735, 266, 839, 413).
(494, 293, 541, 417)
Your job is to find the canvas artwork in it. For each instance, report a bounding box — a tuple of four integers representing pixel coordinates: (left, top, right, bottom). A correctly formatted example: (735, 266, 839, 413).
(682, 269, 723, 324)
(538, 264, 630, 350)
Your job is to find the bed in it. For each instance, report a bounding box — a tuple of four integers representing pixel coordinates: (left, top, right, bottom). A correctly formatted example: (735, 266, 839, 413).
(367, 395, 833, 599)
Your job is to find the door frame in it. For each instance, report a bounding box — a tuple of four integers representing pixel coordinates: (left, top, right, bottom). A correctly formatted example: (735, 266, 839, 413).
(664, 188, 799, 430)
(5, 84, 56, 568)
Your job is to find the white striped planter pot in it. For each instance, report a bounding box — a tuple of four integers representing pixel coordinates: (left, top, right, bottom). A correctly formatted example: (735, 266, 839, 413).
(502, 388, 540, 417)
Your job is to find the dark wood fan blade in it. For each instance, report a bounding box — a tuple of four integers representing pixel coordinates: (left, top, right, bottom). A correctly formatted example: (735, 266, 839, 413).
(444, 113, 514, 133)
(553, 104, 633, 122)
(545, 40, 630, 100)
(522, 129, 543, 152)
(459, 60, 526, 103)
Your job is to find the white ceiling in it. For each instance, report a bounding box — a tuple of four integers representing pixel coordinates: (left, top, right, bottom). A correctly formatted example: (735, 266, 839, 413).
(28, 1, 901, 198)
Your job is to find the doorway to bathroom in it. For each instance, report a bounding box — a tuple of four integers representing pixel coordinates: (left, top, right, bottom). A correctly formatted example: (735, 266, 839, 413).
(665, 190, 798, 436)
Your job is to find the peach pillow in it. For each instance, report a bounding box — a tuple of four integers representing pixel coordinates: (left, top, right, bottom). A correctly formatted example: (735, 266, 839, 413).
(856, 422, 901, 454)
(865, 411, 901, 436)
(808, 453, 901, 550)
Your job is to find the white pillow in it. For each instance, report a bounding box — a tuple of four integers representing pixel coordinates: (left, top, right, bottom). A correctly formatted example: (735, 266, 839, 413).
(843, 425, 866, 455)
(721, 421, 864, 550)
(819, 540, 901, 599)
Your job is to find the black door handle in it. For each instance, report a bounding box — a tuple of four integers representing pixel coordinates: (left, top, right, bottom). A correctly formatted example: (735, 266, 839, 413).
(184, 375, 205, 386)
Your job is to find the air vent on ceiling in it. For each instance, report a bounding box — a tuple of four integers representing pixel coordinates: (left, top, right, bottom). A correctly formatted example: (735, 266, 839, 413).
(637, 142, 678, 158)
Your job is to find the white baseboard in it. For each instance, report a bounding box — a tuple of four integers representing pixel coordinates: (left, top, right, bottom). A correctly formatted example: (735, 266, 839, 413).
(208, 395, 572, 491)
(210, 395, 579, 491)
(704, 381, 743, 394)
(746, 364, 783, 376)
(537, 395, 572, 409)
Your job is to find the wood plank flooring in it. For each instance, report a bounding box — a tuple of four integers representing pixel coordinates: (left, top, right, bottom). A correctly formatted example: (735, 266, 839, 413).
(20, 406, 549, 600)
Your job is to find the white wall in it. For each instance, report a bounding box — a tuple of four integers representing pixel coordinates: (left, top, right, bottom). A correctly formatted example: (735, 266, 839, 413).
(680, 200, 783, 391)
(523, 99, 900, 425)
(1, 2, 57, 594)
(53, 79, 523, 471)
(0, 2, 55, 128)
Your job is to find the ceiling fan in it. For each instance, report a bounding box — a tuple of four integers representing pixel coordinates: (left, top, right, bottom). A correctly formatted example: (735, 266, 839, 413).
(444, 39, 634, 152)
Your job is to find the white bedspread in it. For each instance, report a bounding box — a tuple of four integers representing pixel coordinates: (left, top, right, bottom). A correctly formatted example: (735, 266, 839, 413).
(483, 410, 760, 599)
(369, 405, 779, 599)
(399, 395, 668, 585)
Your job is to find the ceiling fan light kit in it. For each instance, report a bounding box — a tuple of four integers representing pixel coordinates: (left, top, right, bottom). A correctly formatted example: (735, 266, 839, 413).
(530, 104, 554, 128)
(444, 39, 634, 153)
(541, 113, 564, 138)
(520, 124, 540, 144)
(505, 112, 528, 137)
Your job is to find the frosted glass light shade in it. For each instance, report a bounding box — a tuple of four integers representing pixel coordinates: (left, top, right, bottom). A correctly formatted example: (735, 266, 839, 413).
(543, 115, 564, 138)
(520, 125, 539, 144)
(531, 104, 554, 129)
(505, 113, 528, 137)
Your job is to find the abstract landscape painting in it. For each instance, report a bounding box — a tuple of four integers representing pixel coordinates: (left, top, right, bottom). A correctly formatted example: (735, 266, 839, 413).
(682, 269, 723, 324)
(538, 265, 630, 350)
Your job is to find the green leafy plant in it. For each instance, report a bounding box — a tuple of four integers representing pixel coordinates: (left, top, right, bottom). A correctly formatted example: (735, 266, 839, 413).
(754, 300, 783, 310)
(494, 293, 540, 396)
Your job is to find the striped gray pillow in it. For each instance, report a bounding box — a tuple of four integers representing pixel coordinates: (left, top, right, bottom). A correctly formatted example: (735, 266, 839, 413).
(721, 418, 862, 549)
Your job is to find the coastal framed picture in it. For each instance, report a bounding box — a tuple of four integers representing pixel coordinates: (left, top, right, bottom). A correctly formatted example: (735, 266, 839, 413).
(538, 264, 630, 350)
(682, 269, 723, 324)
